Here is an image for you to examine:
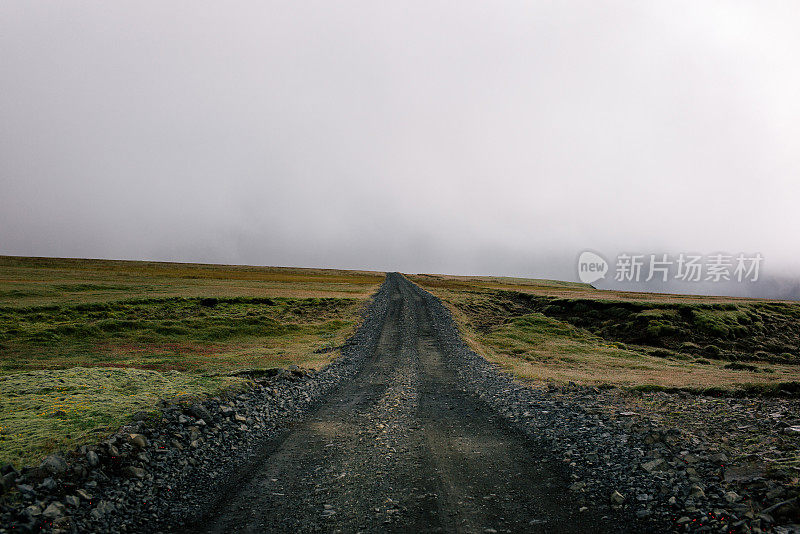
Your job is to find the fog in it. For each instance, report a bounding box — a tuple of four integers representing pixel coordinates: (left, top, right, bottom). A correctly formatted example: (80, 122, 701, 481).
(2, 2, 799, 297)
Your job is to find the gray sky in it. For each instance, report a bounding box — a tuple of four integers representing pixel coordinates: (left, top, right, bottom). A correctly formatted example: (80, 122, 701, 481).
(2, 2, 799, 293)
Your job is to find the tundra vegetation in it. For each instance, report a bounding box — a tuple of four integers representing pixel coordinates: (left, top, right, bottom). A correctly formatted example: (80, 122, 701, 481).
(408, 273, 800, 393)
(0, 256, 383, 466)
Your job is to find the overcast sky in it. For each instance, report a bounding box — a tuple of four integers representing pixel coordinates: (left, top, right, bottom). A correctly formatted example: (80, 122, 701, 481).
(1, 2, 799, 292)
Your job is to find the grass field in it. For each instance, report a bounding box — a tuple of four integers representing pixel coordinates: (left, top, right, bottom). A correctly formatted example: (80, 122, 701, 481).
(409, 273, 800, 393)
(0, 256, 384, 467)
(0, 256, 382, 307)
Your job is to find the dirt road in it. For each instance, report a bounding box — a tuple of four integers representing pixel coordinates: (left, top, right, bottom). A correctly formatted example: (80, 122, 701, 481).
(190, 274, 614, 533)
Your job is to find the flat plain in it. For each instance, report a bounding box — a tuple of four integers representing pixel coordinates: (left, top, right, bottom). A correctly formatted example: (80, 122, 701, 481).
(2, 262, 800, 532)
(408, 273, 800, 392)
(0, 256, 383, 466)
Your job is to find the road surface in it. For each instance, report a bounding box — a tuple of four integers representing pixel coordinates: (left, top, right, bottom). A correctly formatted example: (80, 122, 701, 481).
(190, 274, 612, 533)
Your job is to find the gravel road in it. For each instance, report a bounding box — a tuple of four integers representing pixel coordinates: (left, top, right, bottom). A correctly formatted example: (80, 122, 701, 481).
(8, 273, 793, 533)
(187, 273, 618, 533)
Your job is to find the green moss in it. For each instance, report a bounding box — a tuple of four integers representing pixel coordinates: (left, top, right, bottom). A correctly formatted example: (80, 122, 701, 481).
(646, 320, 678, 338)
(0, 297, 359, 367)
(0, 367, 243, 468)
(484, 312, 640, 362)
(690, 308, 752, 338)
(724, 362, 761, 372)
(637, 309, 679, 319)
(630, 384, 668, 393)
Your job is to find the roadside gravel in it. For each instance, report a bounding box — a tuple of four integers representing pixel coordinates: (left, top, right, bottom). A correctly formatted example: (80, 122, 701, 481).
(415, 279, 800, 533)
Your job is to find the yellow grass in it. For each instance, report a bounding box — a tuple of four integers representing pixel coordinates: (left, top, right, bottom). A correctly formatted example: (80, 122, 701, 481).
(0, 256, 385, 467)
(411, 273, 800, 391)
(0, 255, 384, 307)
(409, 272, 789, 305)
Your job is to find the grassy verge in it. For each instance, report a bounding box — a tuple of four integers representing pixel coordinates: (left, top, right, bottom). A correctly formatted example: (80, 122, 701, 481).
(0, 368, 243, 468)
(409, 273, 800, 392)
(0, 256, 384, 467)
(0, 296, 364, 375)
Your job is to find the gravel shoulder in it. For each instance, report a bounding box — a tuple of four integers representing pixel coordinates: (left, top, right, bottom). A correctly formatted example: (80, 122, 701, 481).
(0, 279, 393, 533)
(416, 276, 800, 533)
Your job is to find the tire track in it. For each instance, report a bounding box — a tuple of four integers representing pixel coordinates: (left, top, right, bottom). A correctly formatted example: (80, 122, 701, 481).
(189, 273, 617, 533)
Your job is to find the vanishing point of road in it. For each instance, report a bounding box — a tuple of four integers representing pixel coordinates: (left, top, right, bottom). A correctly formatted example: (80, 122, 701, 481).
(191, 274, 614, 533)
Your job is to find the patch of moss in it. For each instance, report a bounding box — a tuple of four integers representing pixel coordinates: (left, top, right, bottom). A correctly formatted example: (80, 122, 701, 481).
(0, 367, 243, 468)
(724, 362, 761, 372)
(0, 297, 361, 375)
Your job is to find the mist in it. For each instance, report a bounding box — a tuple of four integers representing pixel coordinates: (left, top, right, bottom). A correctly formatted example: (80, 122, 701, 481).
(2, 2, 799, 298)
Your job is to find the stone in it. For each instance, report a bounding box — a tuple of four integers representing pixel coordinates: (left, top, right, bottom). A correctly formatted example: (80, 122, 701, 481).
(90, 500, 115, 519)
(724, 465, 766, 484)
(569, 481, 586, 492)
(641, 459, 665, 473)
(52, 516, 71, 532)
(128, 434, 148, 449)
(40, 455, 67, 476)
(38, 477, 57, 491)
(86, 450, 100, 468)
(709, 452, 729, 464)
(610, 490, 625, 504)
(25, 503, 43, 517)
(690, 484, 705, 498)
(724, 491, 742, 504)
(188, 404, 213, 422)
(64, 495, 80, 507)
(122, 466, 146, 479)
(1, 471, 17, 494)
(17, 483, 35, 495)
(42, 502, 65, 520)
